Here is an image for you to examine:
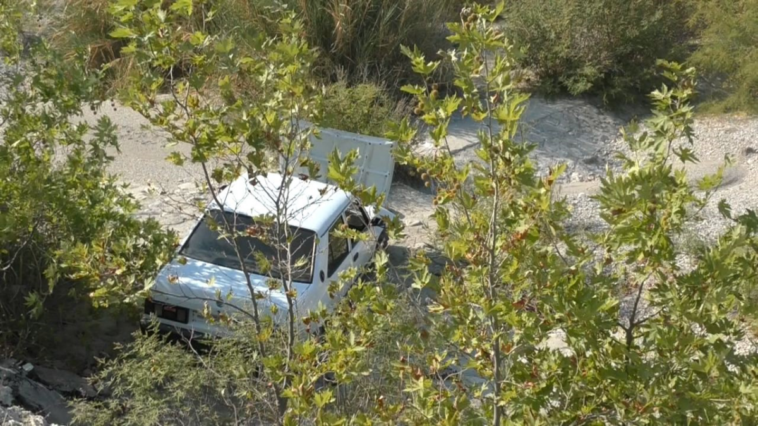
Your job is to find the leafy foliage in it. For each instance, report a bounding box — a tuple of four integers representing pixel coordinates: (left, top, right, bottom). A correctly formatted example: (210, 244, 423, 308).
(53, 0, 457, 97)
(688, 0, 758, 113)
(321, 81, 409, 137)
(0, 0, 175, 357)
(71, 328, 224, 425)
(505, 0, 692, 103)
(65, 1, 758, 425)
(295, 0, 457, 84)
(393, 3, 758, 421)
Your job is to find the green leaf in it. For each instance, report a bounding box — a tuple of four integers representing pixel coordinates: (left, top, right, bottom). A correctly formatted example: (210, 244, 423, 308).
(166, 151, 184, 166)
(314, 389, 334, 408)
(109, 27, 136, 39)
(189, 31, 207, 47)
(214, 38, 235, 54)
(717, 199, 732, 219)
(170, 0, 193, 17)
(400, 84, 424, 96)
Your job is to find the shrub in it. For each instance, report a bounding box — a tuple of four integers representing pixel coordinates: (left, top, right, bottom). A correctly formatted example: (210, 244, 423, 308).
(53, 0, 458, 95)
(0, 3, 175, 358)
(320, 81, 409, 137)
(295, 0, 457, 84)
(53, 0, 119, 68)
(505, 0, 692, 102)
(688, 0, 758, 113)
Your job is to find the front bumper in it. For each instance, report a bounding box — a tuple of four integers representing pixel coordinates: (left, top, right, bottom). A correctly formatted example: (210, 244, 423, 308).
(140, 314, 215, 343)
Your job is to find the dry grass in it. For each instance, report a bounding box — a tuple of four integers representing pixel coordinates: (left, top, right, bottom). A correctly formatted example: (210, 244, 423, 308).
(53, 0, 122, 68)
(297, 0, 457, 83)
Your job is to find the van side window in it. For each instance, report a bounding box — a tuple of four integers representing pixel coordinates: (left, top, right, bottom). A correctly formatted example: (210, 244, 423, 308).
(327, 215, 349, 277)
(345, 202, 370, 245)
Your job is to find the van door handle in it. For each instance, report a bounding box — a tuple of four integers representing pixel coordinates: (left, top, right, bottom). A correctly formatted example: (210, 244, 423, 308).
(353, 252, 359, 262)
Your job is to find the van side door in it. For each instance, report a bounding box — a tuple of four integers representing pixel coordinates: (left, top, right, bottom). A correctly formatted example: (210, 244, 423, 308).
(344, 201, 374, 273)
(323, 212, 354, 308)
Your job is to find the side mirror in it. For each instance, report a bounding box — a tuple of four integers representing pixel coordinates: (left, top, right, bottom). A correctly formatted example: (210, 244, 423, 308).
(319, 270, 325, 282)
(370, 216, 383, 227)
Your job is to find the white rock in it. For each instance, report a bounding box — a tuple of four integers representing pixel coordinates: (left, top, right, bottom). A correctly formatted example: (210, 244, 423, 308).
(178, 182, 196, 191)
(0, 405, 52, 426)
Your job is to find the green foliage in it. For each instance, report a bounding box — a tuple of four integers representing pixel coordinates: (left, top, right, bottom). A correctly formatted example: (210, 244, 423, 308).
(321, 81, 409, 137)
(505, 0, 691, 102)
(71, 328, 224, 425)
(87, 1, 404, 423)
(688, 0, 758, 113)
(393, 3, 758, 421)
(54, 0, 457, 97)
(0, 0, 175, 356)
(71, 2, 758, 425)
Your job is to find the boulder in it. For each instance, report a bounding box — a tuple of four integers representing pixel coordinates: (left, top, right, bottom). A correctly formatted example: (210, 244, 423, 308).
(32, 367, 97, 399)
(0, 384, 12, 406)
(16, 378, 71, 425)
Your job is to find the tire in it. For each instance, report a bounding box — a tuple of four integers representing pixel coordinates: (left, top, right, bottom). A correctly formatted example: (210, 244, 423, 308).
(376, 229, 389, 251)
(364, 229, 388, 279)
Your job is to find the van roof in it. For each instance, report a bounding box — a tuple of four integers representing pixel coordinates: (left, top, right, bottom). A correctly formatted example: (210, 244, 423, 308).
(212, 173, 350, 235)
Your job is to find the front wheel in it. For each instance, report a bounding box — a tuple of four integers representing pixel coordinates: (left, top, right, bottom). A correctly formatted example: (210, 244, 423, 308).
(364, 229, 388, 279)
(376, 229, 389, 251)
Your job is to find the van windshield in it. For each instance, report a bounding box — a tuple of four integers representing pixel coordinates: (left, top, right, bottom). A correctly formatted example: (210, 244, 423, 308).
(180, 210, 316, 283)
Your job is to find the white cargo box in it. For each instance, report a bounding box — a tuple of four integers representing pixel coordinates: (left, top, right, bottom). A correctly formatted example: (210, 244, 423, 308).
(288, 121, 395, 198)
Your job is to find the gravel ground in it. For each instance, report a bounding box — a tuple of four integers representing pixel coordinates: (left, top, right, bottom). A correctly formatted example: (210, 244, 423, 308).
(63, 97, 757, 254)
(564, 115, 758, 241)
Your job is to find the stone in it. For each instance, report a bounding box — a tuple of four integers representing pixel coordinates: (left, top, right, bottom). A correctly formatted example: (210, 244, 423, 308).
(0, 405, 50, 426)
(178, 182, 196, 191)
(0, 384, 13, 406)
(16, 378, 71, 425)
(32, 367, 97, 398)
(569, 171, 582, 182)
(21, 364, 33, 374)
(0, 366, 17, 382)
(582, 154, 600, 165)
(0, 359, 18, 369)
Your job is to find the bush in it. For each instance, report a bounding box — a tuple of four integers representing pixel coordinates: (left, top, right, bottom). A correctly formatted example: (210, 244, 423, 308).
(0, 7, 175, 358)
(320, 81, 410, 137)
(295, 0, 457, 84)
(53, 0, 457, 94)
(53, 0, 119, 67)
(505, 0, 692, 102)
(688, 0, 758, 113)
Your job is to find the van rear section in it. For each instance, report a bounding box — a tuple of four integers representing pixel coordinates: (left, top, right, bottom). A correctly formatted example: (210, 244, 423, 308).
(287, 121, 395, 198)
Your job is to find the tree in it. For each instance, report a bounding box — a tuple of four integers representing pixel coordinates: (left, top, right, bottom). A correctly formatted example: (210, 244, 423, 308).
(75, 0, 403, 424)
(74, 2, 758, 425)
(0, 0, 174, 357)
(394, 3, 758, 424)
